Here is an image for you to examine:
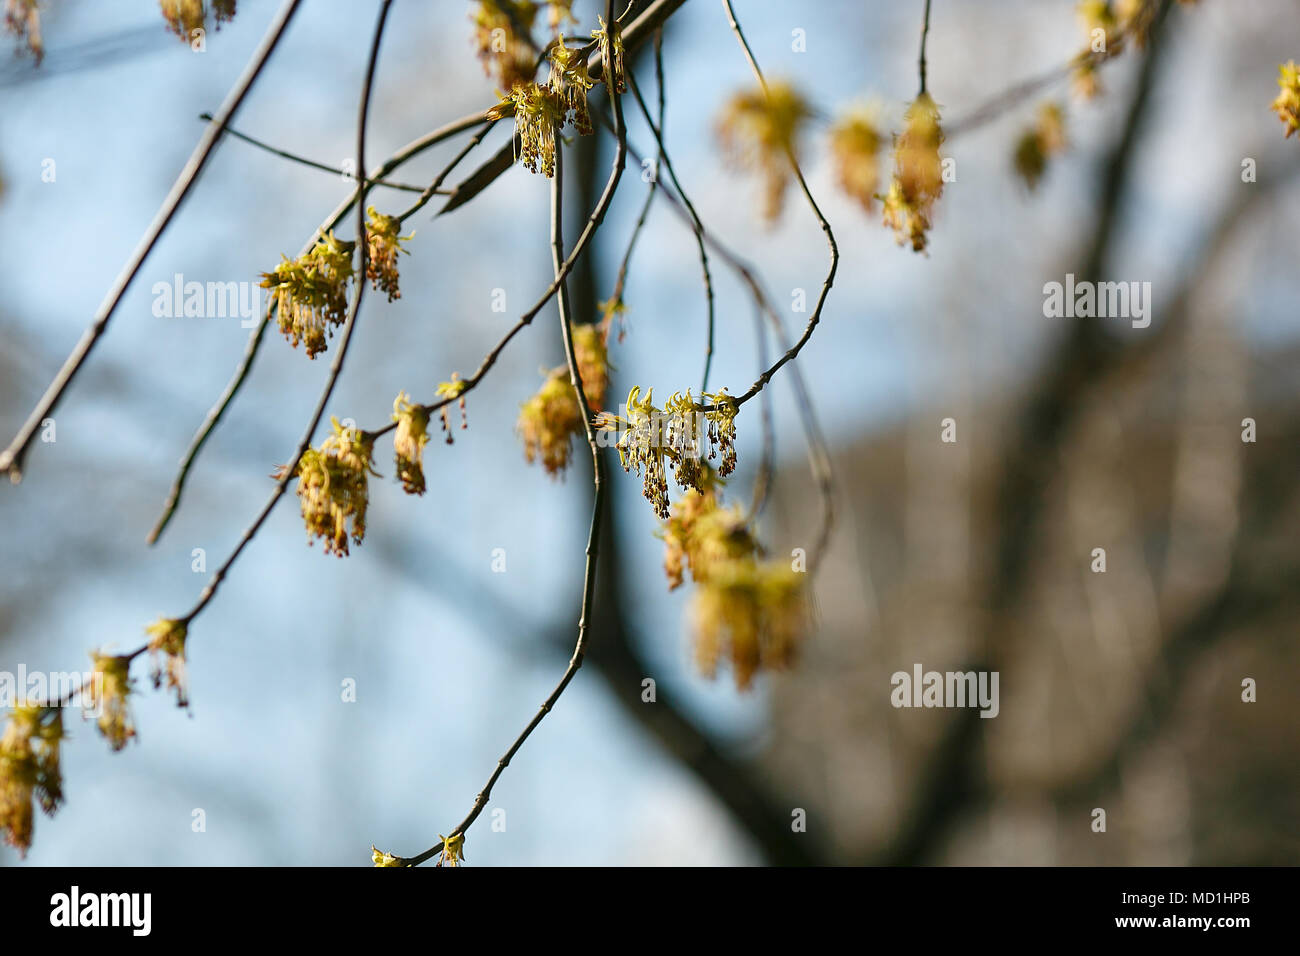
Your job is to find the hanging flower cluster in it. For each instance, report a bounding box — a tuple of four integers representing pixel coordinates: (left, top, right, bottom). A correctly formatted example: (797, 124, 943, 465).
(1013, 102, 1068, 190)
(146, 617, 189, 708)
(260, 232, 357, 359)
(435, 376, 469, 443)
(87, 653, 136, 752)
(596, 386, 739, 519)
(487, 33, 599, 177)
(365, 207, 411, 301)
(159, 0, 237, 42)
(830, 103, 884, 213)
(1272, 60, 1300, 139)
(4, 0, 41, 63)
(0, 705, 64, 856)
(881, 92, 945, 253)
(372, 845, 405, 867)
(291, 418, 379, 557)
(548, 35, 595, 135)
(470, 0, 540, 92)
(438, 831, 466, 867)
(591, 15, 625, 94)
(660, 484, 809, 690)
(518, 324, 609, 477)
(716, 80, 812, 222)
(392, 392, 431, 495)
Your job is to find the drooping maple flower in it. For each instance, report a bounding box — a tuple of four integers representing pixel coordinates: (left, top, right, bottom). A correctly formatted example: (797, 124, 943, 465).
(260, 232, 357, 359)
(146, 617, 189, 708)
(716, 79, 812, 222)
(4, 0, 42, 63)
(1013, 102, 1068, 190)
(487, 82, 563, 177)
(591, 14, 624, 93)
(87, 653, 136, 752)
(469, 0, 540, 92)
(597, 386, 740, 518)
(690, 559, 809, 691)
(0, 704, 64, 856)
(438, 831, 466, 867)
(435, 376, 469, 443)
(519, 325, 609, 477)
(881, 92, 945, 252)
(548, 35, 595, 135)
(159, 0, 236, 41)
(830, 103, 884, 213)
(1272, 61, 1300, 139)
(365, 207, 411, 301)
(660, 483, 755, 591)
(290, 418, 379, 557)
(392, 392, 431, 495)
(371, 844, 404, 867)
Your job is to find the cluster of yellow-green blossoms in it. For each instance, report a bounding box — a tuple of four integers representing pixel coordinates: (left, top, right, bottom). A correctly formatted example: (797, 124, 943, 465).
(1013, 102, 1068, 190)
(146, 617, 189, 708)
(716, 79, 812, 223)
(261, 232, 357, 359)
(4, 0, 42, 63)
(392, 392, 431, 495)
(438, 831, 466, 867)
(470, 0, 541, 92)
(159, 0, 237, 41)
(488, 33, 600, 177)
(365, 207, 411, 302)
(548, 35, 595, 135)
(87, 653, 136, 752)
(0, 705, 64, 857)
(691, 558, 808, 691)
(292, 418, 378, 557)
(880, 92, 945, 253)
(1070, 1, 1198, 98)
(1273, 61, 1300, 139)
(591, 15, 625, 94)
(518, 324, 609, 477)
(435, 376, 469, 443)
(660, 483, 809, 690)
(371, 845, 405, 867)
(829, 103, 884, 214)
(596, 386, 739, 519)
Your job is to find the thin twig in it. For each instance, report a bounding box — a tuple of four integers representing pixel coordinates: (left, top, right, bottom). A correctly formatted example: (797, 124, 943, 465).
(0, 0, 303, 484)
(195, 112, 436, 193)
(400, 2, 628, 869)
(918, 0, 933, 96)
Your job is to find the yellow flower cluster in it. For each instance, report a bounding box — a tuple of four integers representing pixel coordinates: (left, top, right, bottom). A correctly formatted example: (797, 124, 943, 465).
(830, 103, 884, 213)
(293, 418, 378, 557)
(591, 15, 624, 94)
(159, 0, 237, 41)
(488, 33, 599, 177)
(881, 92, 945, 253)
(365, 207, 411, 302)
(1013, 102, 1068, 190)
(661, 486, 809, 690)
(0, 705, 63, 857)
(392, 392, 431, 495)
(146, 617, 190, 708)
(435, 376, 469, 443)
(716, 80, 812, 222)
(371, 844, 405, 867)
(261, 232, 357, 359)
(470, 0, 540, 92)
(87, 653, 136, 752)
(518, 324, 609, 477)
(438, 831, 466, 867)
(1273, 61, 1300, 139)
(4, 0, 42, 63)
(596, 386, 739, 519)
(549, 35, 595, 135)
